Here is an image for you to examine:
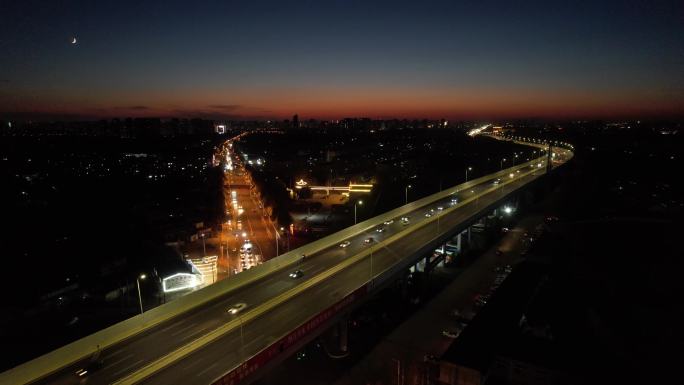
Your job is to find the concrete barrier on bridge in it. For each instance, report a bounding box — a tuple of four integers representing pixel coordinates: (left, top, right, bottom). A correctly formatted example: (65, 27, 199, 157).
(0, 137, 565, 385)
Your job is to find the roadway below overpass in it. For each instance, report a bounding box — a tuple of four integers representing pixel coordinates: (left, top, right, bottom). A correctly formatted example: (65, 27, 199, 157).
(6, 138, 572, 385)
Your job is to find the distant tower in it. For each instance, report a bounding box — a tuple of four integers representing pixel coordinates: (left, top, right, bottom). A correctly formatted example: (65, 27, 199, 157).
(292, 114, 299, 129)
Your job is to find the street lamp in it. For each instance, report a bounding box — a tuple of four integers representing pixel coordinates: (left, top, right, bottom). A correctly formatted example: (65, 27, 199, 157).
(354, 200, 363, 224)
(200, 233, 206, 257)
(500, 158, 506, 170)
(280, 226, 290, 252)
(136, 274, 146, 316)
(465, 167, 472, 182)
(405, 185, 412, 205)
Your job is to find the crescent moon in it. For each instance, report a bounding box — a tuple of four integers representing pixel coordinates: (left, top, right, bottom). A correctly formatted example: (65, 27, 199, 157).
(71, 37, 77, 44)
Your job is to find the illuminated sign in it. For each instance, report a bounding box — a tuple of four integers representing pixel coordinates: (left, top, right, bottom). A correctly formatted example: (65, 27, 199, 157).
(162, 273, 201, 293)
(295, 179, 308, 189)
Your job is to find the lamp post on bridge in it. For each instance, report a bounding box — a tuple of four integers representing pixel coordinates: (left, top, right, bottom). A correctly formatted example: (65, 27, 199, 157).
(465, 167, 472, 182)
(405, 185, 411, 205)
(136, 274, 146, 316)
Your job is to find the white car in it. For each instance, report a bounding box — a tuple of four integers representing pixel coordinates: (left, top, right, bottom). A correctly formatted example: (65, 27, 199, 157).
(493, 179, 501, 185)
(364, 237, 374, 244)
(289, 270, 304, 279)
(437, 206, 444, 211)
(442, 329, 461, 339)
(425, 212, 432, 217)
(227, 303, 247, 314)
(376, 227, 385, 233)
(401, 217, 410, 225)
(383, 219, 394, 225)
(339, 241, 351, 248)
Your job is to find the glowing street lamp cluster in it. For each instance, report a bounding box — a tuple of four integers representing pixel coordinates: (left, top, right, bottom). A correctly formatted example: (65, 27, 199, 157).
(467, 124, 492, 137)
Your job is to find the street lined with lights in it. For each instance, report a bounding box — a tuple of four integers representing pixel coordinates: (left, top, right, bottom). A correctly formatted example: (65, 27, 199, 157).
(22, 137, 573, 385)
(138, 143, 572, 385)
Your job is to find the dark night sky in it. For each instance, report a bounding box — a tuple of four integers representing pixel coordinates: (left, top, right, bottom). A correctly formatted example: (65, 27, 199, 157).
(1, 0, 683, 120)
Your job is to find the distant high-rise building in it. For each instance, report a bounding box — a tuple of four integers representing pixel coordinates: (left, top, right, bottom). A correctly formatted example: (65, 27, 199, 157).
(292, 114, 299, 129)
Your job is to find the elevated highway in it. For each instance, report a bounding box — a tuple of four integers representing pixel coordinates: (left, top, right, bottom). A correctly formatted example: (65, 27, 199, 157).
(0, 135, 573, 385)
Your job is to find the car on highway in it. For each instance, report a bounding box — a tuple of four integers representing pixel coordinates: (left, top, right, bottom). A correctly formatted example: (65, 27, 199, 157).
(383, 219, 394, 225)
(401, 217, 410, 225)
(376, 227, 385, 233)
(437, 206, 444, 211)
(339, 241, 351, 248)
(493, 178, 501, 185)
(442, 329, 461, 339)
(75, 359, 103, 378)
(450, 197, 458, 205)
(289, 270, 304, 279)
(364, 237, 374, 244)
(424, 212, 432, 217)
(227, 302, 247, 314)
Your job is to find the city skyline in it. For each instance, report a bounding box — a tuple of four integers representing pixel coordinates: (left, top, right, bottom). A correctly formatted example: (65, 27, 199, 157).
(2, 0, 684, 121)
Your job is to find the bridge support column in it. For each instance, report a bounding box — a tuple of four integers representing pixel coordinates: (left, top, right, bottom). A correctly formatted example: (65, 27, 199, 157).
(339, 318, 348, 354)
(456, 233, 462, 253)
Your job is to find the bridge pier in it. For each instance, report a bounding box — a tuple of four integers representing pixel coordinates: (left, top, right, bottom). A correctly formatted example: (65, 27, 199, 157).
(323, 317, 350, 358)
(339, 318, 348, 354)
(456, 232, 462, 252)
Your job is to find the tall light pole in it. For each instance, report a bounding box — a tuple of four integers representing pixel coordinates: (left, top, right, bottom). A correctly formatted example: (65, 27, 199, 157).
(500, 158, 506, 170)
(405, 185, 411, 205)
(136, 274, 146, 316)
(513, 154, 518, 166)
(200, 233, 206, 257)
(465, 167, 472, 182)
(281, 226, 290, 252)
(354, 200, 363, 224)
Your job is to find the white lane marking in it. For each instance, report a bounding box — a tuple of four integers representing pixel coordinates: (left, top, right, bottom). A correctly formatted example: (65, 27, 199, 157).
(181, 355, 206, 371)
(170, 322, 198, 337)
(179, 325, 210, 342)
(107, 348, 128, 358)
(111, 359, 144, 377)
(196, 362, 219, 377)
(108, 354, 134, 368)
(158, 317, 189, 334)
